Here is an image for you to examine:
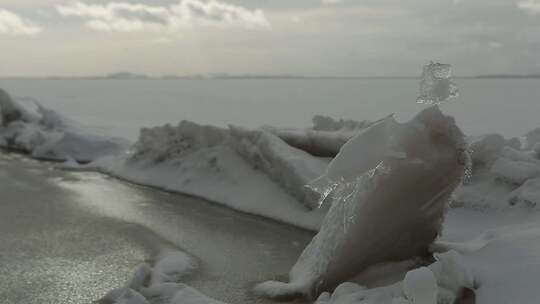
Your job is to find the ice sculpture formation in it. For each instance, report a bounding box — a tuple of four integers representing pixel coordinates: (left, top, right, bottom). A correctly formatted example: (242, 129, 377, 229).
(255, 106, 469, 300)
(417, 62, 459, 105)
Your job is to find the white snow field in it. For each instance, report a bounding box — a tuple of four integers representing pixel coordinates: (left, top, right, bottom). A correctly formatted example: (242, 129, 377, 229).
(2, 82, 540, 304)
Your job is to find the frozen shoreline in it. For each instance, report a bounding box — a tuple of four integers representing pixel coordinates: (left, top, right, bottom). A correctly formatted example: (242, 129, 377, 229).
(2, 86, 540, 303)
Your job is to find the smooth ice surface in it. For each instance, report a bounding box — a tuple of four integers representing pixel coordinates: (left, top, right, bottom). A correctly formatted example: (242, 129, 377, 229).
(417, 62, 459, 105)
(0, 154, 154, 304)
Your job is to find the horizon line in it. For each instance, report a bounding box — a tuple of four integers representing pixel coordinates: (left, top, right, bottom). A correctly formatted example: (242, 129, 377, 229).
(2, 73, 540, 80)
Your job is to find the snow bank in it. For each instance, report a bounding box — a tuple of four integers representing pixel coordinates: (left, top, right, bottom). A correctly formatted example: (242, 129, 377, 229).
(508, 177, 540, 207)
(437, 206, 540, 304)
(90, 120, 325, 230)
(468, 134, 520, 169)
(525, 127, 540, 149)
(491, 157, 540, 185)
(454, 127, 540, 209)
(0, 88, 129, 163)
(255, 106, 468, 300)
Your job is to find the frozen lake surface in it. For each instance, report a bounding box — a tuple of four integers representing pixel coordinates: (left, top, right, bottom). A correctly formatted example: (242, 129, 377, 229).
(0, 152, 312, 304)
(1, 78, 538, 140)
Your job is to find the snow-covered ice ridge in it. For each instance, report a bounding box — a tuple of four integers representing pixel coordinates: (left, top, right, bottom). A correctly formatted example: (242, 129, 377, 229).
(85, 113, 375, 230)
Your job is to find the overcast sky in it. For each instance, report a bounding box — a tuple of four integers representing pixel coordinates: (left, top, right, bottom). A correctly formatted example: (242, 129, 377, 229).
(1, 0, 540, 77)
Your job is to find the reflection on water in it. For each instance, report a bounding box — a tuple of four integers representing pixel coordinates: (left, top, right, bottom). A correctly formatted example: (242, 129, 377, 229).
(0, 153, 313, 304)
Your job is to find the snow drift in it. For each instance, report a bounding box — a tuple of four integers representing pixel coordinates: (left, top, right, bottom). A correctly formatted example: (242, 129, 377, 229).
(455, 130, 540, 209)
(0, 88, 129, 163)
(313, 250, 475, 304)
(255, 106, 469, 300)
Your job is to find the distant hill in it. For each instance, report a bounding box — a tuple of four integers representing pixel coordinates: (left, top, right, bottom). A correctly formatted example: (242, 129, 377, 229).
(101, 72, 150, 80)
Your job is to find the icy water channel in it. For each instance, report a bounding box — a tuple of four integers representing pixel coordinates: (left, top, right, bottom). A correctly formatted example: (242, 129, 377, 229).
(0, 152, 313, 304)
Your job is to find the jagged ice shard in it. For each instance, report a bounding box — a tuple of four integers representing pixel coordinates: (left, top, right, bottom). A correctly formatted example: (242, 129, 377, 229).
(417, 62, 459, 105)
(254, 106, 469, 300)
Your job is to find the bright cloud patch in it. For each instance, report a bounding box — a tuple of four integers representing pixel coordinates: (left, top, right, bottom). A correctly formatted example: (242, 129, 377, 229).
(518, 0, 540, 14)
(322, 0, 343, 5)
(56, 0, 271, 32)
(0, 9, 42, 35)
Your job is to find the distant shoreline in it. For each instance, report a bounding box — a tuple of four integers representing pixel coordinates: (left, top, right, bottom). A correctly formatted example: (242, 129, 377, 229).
(2, 73, 540, 80)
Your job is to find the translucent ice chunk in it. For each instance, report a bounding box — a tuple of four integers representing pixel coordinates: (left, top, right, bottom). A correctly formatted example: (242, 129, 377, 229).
(254, 107, 469, 300)
(417, 62, 459, 105)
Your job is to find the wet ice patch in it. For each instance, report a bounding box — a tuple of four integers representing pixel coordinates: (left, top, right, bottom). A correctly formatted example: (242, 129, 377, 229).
(417, 62, 459, 105)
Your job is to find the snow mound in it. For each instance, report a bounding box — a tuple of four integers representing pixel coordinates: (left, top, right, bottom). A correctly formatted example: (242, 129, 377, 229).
(129, 121, 227, 165)
(468, 134, 520, 169)
(256, 106, 468, 299)
(150, 250, 197, 285)
(455, 128, 540, 209)
(403, 267, 437, 304)
(0, 88, 129, 163)
(508, 177, 540, 207)
(100, 250, 216, 304)
(229, 125, 328, 209)
(491, 158, 540, 185)
(312, 115, 373, 132)
(525, 127, 540, 149)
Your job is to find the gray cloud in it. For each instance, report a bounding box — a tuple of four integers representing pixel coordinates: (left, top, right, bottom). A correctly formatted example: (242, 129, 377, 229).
(56, 0, 270, 32)
(518, 0, 540, 15)
(3, 0, 540, 77)
(0, 9, 42, 35)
